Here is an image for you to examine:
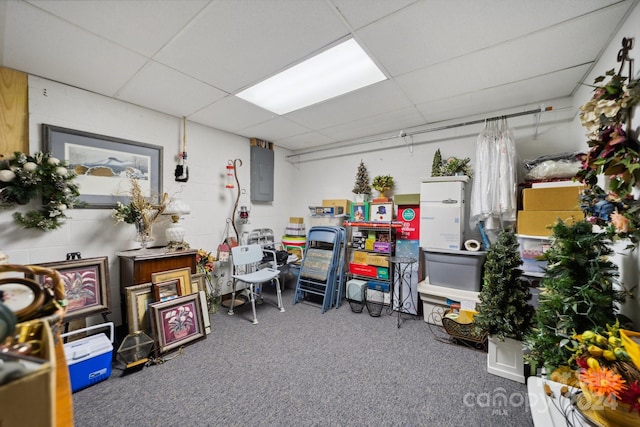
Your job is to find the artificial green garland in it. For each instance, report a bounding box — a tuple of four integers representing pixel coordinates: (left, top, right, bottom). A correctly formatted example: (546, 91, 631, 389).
(0, 151, 81, 230)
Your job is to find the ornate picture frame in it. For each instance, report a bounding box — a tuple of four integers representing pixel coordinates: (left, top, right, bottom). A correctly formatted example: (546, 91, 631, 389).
(149, 293, 206, 356)
(34, 256, 110, 322)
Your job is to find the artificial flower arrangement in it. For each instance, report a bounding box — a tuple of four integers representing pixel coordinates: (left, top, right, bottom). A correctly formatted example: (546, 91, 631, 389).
(576, 66, 640, 246)
(0, 151, 81, 230)
(552, 321, 640, 424)
(111, 173, 168, 234)
(196, 248, 219, 312)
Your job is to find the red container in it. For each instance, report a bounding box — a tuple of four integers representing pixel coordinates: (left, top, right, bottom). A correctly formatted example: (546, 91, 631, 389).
(349, 263, 378, 278)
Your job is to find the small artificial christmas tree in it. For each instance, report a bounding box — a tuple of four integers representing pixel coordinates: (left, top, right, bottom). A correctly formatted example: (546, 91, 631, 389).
(352, 160, 372, 195)
(475, 226, 534, 341)
(525, 220, 625, 372)
(431, 149, 443, 176)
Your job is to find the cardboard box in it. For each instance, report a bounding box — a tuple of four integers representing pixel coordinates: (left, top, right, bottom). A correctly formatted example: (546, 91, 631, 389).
(366, 253, 389, 267)
(521, 185, 585, 211)
(370, 202, 393, 222)
(351, 203, 369, 221)
(376, 267, 389, 279)
(352, 250, 368, 264)
(394, 193, 420, 206)
(373, 241, 392, 253)
(0, 320, 55, 427)
(367, 280, 390, 293)
(349, 263, 378, 278)
(398, 205, 420, 240)
(517, 210, 585, 236)
(322, 199, 352, 216)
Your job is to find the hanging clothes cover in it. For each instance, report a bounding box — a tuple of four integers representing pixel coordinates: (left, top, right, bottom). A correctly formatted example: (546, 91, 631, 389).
(469, 118, 517, 231)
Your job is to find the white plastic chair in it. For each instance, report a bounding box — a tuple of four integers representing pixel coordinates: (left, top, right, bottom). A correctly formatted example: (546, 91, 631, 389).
(228, 244, 285, 324)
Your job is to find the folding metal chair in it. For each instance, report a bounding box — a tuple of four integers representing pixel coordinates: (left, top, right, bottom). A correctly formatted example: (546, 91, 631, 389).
(227, 244, 285, 325)
(293, 226, 344, 312)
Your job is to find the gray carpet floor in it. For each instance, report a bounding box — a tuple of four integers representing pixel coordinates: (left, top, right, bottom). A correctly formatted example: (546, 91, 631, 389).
(72, 284, 535, 427)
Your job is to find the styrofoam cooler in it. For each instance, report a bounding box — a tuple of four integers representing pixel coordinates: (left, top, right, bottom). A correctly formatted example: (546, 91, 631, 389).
(62, 322, 114, 393)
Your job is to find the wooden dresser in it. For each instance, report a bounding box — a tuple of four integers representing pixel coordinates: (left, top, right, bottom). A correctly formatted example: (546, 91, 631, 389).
(118, 247, 197, 291)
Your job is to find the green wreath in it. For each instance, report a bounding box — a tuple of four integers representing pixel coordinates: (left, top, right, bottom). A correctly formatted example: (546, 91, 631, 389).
(0, 151, 81, 230)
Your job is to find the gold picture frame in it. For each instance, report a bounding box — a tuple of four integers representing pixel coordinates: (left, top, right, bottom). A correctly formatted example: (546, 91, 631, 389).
(152, 267, 192, 295)
(125, 282, 153, 334)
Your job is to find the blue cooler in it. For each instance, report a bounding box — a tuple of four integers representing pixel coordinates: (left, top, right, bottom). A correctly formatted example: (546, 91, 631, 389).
(62, 322, 114, 392)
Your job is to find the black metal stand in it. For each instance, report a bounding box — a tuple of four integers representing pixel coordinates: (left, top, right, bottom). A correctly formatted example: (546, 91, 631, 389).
(388, 256, 418, 328)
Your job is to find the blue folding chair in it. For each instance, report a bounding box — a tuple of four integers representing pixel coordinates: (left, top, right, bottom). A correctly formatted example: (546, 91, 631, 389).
(293, 226, 344, 313)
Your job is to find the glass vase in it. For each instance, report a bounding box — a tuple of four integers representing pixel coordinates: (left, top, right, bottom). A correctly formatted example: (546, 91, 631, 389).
(134, 220, 154, 250)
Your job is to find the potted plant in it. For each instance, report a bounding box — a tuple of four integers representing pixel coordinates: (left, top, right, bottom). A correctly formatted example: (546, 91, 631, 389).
(525, 220, 625, 374)
(372, 174, 394, 199)
(474, 226, 535, 383)
(352, 160, 372, 202)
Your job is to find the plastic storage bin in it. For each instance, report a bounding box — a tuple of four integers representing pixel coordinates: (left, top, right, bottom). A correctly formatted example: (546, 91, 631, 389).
(423, 248, 486, 292)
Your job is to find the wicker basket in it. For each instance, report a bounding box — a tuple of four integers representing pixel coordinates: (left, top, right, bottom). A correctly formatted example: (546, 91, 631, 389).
(0, 264, 67, 342)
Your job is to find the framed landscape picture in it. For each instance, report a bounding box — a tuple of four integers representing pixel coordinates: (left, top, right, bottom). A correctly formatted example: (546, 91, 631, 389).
(34, 256, 110, 322)
(43, 124, 163, 209)
(149, 293, 206, 356)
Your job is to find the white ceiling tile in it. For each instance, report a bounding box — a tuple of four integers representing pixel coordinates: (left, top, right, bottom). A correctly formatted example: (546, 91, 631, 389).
(25, 0, 209, 56)
(416, 65, 589, 123)
(397, 3, 629, 107)
(236, 117, 310, 142)
(358, 0, 624, 77)
(330, 0, 418, 30)
(154, 0, 349, 92)
(3, 1, 147, 96)
(115, 61, 227, 117)
(286, 80, 414, 130)
(189, 96, 276, 134)
(320, 106, 425, 142)
(275, 132, 337, 151)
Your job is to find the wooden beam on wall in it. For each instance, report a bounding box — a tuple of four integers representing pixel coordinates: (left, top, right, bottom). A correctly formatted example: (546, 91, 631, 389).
(0, 66, 28, 157)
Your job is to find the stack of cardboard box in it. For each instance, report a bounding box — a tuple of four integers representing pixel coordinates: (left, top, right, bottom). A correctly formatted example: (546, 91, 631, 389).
(517, 184, 585, 236)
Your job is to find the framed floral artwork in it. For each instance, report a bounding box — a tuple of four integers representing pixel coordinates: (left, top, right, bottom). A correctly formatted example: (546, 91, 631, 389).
(125, 283, 153, 334)
(34, 256, 110, 322)
(149, 293, 206, 356)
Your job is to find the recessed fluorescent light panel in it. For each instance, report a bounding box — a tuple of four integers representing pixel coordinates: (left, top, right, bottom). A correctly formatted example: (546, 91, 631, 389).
(236, 38, 386, 115)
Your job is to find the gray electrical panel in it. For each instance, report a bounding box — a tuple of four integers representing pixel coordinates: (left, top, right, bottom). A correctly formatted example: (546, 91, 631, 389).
(250, 145, 274, 202)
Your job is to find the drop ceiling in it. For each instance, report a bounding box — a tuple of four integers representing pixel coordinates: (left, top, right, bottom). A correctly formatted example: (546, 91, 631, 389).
(0, 0, 636, 151)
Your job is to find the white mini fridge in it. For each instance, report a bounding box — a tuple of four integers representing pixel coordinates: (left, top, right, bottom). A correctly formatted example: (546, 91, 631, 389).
(419, 176, 467, 250)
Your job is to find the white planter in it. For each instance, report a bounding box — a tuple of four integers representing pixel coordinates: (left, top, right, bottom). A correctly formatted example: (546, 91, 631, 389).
(354, 194, 368, 203)
(487, 336, 528, 383)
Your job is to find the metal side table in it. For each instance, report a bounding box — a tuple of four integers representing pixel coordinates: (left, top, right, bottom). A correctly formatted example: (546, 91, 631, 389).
(389, 256, 418, 328)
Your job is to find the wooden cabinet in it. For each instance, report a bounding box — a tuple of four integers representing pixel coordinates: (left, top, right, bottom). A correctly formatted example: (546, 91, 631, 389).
(118, 248, 197, 291)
